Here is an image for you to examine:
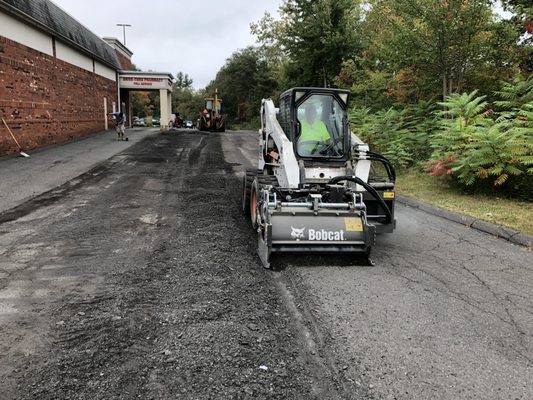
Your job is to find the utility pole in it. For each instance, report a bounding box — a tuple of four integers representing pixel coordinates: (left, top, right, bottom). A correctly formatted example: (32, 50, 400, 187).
(116, 23, 132, 46)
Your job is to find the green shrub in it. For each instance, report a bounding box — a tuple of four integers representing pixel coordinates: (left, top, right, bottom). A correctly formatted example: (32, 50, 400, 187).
(350, 100, 439, 169)
(350, 77, 533, 197)
(427, 89, 533, 194)
(494, 75, 533, 117)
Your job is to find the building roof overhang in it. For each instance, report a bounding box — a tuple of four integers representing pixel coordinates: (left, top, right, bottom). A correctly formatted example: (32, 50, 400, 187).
(0, 0, 121, 70)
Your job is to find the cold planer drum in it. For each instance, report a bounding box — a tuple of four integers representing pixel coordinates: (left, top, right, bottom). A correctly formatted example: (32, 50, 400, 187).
(257, 193, 375, 268)
(251, 175, 393, 268)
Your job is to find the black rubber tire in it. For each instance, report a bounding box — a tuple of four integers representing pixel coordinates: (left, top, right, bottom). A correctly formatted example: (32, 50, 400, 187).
(242, 169, 257, 216)
(257, 175, 278, 186)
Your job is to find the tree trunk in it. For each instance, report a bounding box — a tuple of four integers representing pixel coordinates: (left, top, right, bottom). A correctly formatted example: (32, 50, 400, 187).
(442, 73, 448, 101)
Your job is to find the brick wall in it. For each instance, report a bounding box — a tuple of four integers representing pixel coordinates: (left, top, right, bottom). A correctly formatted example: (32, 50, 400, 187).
(0, 36, 117, 156)
(116, 51, 133, 71)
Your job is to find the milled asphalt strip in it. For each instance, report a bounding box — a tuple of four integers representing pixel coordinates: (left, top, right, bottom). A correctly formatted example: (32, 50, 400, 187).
(397, 194, 533, 248)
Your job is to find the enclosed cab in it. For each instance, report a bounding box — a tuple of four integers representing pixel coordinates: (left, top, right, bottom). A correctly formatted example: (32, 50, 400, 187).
(277, 87, 351, 163)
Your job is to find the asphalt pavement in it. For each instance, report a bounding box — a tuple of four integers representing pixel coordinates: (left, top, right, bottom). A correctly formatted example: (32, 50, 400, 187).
(1, 129, 532, 399)
(2, 127, 531, 246)
(0, 127, 157, 214)
(0, 130, 325, 399)
(3, 124, 527, 256)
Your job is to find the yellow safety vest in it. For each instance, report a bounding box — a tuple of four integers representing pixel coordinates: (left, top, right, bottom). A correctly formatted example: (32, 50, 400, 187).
(298, 119, 330, 155)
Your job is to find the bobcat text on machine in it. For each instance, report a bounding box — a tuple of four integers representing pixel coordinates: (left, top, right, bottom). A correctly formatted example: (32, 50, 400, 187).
(242, 87, 396, 268)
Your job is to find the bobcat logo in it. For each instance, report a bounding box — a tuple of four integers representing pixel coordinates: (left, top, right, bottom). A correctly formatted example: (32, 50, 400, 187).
(290, 227, 306, 240)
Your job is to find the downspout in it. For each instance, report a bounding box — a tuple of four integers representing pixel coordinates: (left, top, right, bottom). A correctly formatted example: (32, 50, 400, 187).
(117, 70, 121, 112)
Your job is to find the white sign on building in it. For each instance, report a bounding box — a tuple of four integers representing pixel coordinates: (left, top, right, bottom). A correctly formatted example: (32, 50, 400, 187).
(119, 73, 173, 91)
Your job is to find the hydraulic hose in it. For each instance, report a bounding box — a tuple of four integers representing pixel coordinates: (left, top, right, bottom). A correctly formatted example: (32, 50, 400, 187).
(352, 150, 396, 183)
(328, 175, 392, 223)
(366, 151, 396, 183)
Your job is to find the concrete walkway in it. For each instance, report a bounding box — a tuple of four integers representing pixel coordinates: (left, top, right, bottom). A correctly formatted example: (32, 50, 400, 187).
(0, 128, 158, 214)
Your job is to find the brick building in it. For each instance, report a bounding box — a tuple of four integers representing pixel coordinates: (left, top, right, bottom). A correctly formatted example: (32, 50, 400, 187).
(0, 0, 133, 156)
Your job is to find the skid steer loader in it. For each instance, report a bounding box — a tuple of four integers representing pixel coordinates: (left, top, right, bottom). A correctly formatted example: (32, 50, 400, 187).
(242, 87, 396, 268)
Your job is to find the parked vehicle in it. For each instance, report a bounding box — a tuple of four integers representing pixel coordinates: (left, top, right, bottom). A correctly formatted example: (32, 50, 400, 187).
(185, 120, 194, 129)
(133, 117, 146, 127)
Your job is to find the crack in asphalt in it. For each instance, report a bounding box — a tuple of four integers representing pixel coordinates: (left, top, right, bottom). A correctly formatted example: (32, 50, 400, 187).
(383, 236, 533, 367)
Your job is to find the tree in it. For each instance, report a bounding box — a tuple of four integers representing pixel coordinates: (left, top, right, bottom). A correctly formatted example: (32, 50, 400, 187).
(171, 87, 203, 120)
(501, 0, 533, 74)
(349, 0, 522, 103)
(251, 0, 362, 87)
(174, 72, 193, 89)
(208, 47, 278, 126)
(131, 91, 151, 117)
(169, 71, 202, 119)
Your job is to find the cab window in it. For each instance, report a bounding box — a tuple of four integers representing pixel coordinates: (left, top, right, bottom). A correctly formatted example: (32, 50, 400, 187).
(296, 95, 345, 158)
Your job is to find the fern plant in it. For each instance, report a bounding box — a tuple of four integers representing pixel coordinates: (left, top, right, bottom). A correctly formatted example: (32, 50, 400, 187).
(404, 99, 440, 161)
(430, 91, 492, 163)
(513, 102, 533, 175)
(350, 107, 418, 168)
(494, 75, 533, 117)
(452, 121, 528, 186)
(437, 90, 492, 127)
(353, 77, 533, 195)
(429, 90, 533, 189)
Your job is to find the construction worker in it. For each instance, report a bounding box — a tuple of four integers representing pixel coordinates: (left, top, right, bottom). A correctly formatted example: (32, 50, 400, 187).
(297, 103, 330, 156)
(108, 111, 127, 141)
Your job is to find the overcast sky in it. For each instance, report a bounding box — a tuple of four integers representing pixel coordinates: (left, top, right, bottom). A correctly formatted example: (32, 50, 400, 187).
(52, 0, 282, 89)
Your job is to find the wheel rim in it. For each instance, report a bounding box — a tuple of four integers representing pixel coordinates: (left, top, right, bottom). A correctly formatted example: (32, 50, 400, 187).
(251, 189, 257, 226)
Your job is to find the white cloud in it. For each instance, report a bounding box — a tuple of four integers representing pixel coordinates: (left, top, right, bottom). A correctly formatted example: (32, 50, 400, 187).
(51, 0, 281, 89)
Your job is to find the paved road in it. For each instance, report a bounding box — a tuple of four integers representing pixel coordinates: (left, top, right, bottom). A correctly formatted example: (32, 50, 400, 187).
(224, 132, 533, 399)
(0, 130, 532, 399)
(0, 128, 156, 214)
(0, 130, 333, 399)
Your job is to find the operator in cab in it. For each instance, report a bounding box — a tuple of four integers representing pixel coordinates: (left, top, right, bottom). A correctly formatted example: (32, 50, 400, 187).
(297, 102, 331, 156)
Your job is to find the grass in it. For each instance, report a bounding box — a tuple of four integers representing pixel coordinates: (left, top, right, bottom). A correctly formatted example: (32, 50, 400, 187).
(395, 169, 533, 236)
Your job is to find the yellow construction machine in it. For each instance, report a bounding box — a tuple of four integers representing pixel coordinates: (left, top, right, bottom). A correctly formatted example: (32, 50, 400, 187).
(197, 89, 226, 132)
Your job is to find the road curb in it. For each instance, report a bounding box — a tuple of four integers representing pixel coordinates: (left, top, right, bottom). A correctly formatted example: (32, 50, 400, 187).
(396, 195, 533, 248)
